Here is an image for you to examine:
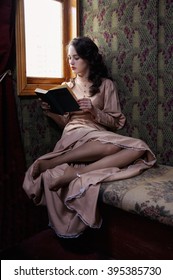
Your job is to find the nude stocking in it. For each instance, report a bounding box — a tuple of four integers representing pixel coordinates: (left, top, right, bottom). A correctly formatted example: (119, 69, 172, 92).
(32, 141, 121, 179)
(49, 148, 145, 191)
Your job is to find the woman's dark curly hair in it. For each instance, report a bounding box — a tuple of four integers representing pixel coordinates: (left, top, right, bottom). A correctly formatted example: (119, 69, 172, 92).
(68, 36, 111, 96)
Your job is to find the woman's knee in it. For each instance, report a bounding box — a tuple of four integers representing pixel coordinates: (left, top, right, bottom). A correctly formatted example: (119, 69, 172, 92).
(130, 149, 145, 160)
(102, 143, 121, 156)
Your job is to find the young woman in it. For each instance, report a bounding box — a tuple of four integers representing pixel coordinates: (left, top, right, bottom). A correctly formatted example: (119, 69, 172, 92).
(23, 37, 156, 237)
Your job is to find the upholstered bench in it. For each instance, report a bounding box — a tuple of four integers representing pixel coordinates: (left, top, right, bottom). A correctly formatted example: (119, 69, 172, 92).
(100, 164, 173, 227)
(98, 164, 173, 259)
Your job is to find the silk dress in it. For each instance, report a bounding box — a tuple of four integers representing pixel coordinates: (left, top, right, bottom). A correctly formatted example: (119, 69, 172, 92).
(23, 79, 156, 237)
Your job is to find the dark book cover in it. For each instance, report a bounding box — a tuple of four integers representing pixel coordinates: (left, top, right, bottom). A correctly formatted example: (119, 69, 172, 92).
(35, 85, 80, 115)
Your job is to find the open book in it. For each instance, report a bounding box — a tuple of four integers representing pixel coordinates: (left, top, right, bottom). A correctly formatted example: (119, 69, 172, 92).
(35, 84, 80, 115)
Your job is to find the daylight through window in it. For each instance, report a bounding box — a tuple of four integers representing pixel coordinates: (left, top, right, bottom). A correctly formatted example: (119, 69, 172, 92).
(24, 0, 63, 78)
(16, 0, 79, 95)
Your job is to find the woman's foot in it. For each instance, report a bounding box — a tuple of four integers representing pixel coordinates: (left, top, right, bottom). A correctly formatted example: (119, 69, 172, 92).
(32, 159, 52, 179)
(49, 166, 80, 191)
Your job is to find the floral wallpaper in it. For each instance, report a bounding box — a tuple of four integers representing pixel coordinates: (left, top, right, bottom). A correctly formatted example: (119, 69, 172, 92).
(81, 0, 158, 149)
(19, 0, 173, 167)
(19, 97, 61, 167)
(157, 1, 173, 164)
(80, 0, 173, 165)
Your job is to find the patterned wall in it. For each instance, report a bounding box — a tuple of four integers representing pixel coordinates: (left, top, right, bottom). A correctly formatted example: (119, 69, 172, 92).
(80, 0, 173, 165)
(19, 97, 61, 167)
(157, 0, 173, 164)
(20, 0, 173, 167)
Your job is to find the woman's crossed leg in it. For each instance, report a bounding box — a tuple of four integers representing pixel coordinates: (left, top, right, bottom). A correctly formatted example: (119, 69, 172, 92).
(32, 141, 145, 191)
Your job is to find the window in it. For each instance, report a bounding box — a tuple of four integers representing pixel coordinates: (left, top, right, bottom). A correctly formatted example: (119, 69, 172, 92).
(16, 0, 79, 96)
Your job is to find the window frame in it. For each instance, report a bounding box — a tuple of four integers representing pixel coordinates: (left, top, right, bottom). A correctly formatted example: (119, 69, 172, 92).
(16, 0, 80, 96)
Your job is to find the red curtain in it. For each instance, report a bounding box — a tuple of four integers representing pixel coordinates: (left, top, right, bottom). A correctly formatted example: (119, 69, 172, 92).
(0, 0, 27, 249)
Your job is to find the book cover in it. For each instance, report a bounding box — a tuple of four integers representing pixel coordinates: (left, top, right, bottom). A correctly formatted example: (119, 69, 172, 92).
(35, 84, 80, 115)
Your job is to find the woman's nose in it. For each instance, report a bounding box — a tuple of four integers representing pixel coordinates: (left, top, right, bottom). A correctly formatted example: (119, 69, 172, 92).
(70, 59, 75, 65)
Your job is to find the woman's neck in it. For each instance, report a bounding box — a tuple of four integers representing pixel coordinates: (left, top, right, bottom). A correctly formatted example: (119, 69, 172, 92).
(77, 74, 88, 81)
(74, 75, 93, 97)
(76, 74, 92, 85)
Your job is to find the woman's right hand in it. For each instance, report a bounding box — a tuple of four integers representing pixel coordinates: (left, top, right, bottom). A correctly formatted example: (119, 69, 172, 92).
(39, 100, 67, 128)
(39, 100, 51, 116)
(40, 101, 51, 111)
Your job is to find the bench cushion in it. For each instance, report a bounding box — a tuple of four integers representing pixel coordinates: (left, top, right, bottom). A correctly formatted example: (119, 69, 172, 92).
(100, 165, 173, 226)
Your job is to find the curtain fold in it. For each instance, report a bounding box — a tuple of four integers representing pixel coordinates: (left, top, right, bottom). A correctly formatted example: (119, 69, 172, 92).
(0, 0, 27, 249)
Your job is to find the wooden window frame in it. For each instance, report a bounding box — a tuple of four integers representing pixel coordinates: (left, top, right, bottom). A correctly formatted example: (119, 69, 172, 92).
(16, 0, 80, 96)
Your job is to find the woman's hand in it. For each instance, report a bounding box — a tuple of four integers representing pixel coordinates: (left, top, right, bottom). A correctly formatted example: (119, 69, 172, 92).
(39, 100, 51, 116)
(38, 99, 67, 128)
(78, 98, 95, 113)
(40, 101, 51, 111)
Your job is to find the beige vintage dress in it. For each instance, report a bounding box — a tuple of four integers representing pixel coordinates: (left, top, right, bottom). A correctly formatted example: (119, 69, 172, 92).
(23, 79, 156, 237)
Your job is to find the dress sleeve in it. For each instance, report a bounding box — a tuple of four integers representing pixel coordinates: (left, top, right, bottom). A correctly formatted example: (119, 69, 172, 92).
(93, 80, 126, 131)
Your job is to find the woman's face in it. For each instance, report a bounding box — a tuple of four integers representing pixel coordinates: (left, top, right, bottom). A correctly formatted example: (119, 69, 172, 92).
(68, 45, 89, 77)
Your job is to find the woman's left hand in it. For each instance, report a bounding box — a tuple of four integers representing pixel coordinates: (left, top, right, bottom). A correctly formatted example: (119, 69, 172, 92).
(78, 98, 94, 112)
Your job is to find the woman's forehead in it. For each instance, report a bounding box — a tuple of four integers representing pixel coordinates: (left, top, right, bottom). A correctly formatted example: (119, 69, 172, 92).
(68, 45, 77, 55)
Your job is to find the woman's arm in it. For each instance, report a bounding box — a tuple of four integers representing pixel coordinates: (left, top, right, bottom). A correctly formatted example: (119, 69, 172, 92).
(79, 80, 126, 131)
(94, 80, 126, 130)
(40, 101, 69, 129)
(92, 106, 125, 131)
(44, 111, 69, 129)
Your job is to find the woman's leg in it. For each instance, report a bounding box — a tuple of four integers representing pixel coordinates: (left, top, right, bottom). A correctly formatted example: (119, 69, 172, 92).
(32, 141, 121, 179)
(50, 148, 145, 191)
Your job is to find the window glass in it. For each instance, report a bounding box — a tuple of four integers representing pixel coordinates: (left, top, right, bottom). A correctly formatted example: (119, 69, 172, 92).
(16, 0, 79, 95)
(24, 0, 63, 78)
